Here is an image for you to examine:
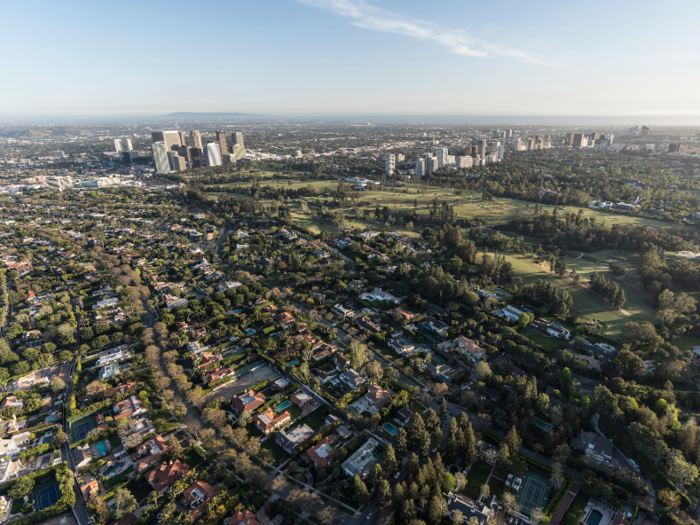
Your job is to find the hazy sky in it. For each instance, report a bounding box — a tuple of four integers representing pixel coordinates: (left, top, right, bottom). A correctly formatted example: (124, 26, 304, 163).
(3, 0, 699, 118)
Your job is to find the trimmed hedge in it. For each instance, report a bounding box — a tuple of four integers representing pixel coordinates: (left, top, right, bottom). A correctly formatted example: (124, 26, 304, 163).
(545, 474, 574, 517)
(18, 443, 52, 460)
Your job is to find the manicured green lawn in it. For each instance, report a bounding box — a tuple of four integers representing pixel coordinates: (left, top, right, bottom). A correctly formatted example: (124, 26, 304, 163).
(289, 404, 302, 419)
(109, 434, 122, 448)
(527, 332, 566, 352)
(185, 447, 206, 467)
(103, 466, 134, 490)
(306, 409, 326, 430)
(488, 477, 506, 499)
(10, 497, 24, 514)
(261, 439, 285, 465)
(461, 461, 492, 500)
(125, 476, 153, 503)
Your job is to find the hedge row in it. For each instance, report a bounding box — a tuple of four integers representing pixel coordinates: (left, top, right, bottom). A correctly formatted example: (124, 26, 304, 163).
(18, 443, 52, 460)
(545, 474, 574, 517)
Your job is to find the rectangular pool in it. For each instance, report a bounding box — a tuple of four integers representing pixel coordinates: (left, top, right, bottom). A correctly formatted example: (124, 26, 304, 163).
(93, 441, 108, 456)
(277, 400, 293, 411)
(586, 510, 603, 525)
(382, 423, 398, 436)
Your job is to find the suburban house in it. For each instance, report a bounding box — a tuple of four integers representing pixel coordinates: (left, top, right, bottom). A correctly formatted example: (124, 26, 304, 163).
(426, 362, 452, 379)
(334, 353, 351, 370)
(496, 305, 525, 322)
(232, 390, 266, 414)
(455, 336, 487, 361)
(304, 435, 337, 467)
(359, 287, 400, 304)
(224, 510, 262, 525)
(545, 323, 571, 340)
(445, 492, 498, 524)
(396, 408, 413, 426)
(274, 312, 296, 328)
(131, 435, 170, 473)
(102, 380, 137, 399)
(197, 352, 222, 369)
(342, 438, 378, 479)
(113, 396, 146, 420)
(331, 304, 355, 319)
(204, 367, 235, 384)
(570, 430, 614, 464)
(291, 392, 315, 408)
(79, 476, 100, 500)
(145, 459, 190, 492)
(0, 396, 23, 412)
(276, 424, 315, 453)
(388, 338, 429, 357)
(73, 445, 92, 468)
(181, 480, 218, 521)
(424, 316, 449, 338)
(365, 384, 392, 410)
(338, 369, 366, 390)
(390, 308, 416, 322)
(252, 408, 291, 435)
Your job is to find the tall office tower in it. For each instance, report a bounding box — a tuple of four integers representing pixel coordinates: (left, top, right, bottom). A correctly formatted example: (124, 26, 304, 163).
(124, 138, 133, 151)
(178, 131, 187, 146)
(535, 136, 543, 145)
(589, 133, 601, 143)
(206, 142, 223, 166)
(469, 146, 478, 158)
(190, 148, 203, 168)
(114, 139, 123, 152)
(506, 129, 513, 138)
(385, 154, 395, 176)
(426, 156, 439, 174)
(607, 134, 615, 145)
(151, 142, 170, 173)
(492, 130, 500, 138)
(223, 154, 236, 165)
(415, 158, 425, 177)
(190, 130, 203, 149)
(641, 125, 650, 136)
(498, 145, 505, 160)
(477, 139, 487, 159)
(152, 131, 183, 151)
(435, 147, 448, 167)
(231, 132, 246, 160)
(668, 144, 681, 153)
(215, 131, 229, 155)
(168, 152, 186, 171)
(513, 138, 521, 151)
(565, 133, 573, 145)
(455, 156, 473, 168)
(178, 145, 191, 162)
(527, 138, 536, 150)
(572, 134, 585, 148)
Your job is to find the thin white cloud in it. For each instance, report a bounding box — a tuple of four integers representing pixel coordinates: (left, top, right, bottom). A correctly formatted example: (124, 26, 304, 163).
(297, 0, 541, 63)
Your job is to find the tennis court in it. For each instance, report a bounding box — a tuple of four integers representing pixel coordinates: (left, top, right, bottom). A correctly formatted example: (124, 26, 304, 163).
(70, 413, 98, 442)
(74, 421, 94, 441)
(516, 471, 551, 513)
(35, 483, 59, 510)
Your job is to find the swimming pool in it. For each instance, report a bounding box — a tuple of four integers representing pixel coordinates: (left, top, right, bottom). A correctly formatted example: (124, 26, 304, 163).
(433, 357, 444, 365)
(277, 400, 293, 411)
(534, 419, 553, 432)
(288, 360, 298, 366)
(586, 509, 603, 525)
(246, 328, 256, 335)
(234, 309, 242, 314)
(93, 441, 108, 456)
(400, 337, 411, 345)
(382, 423, 398, 436)
(46, 416, 57, 422)
(103, 462, 123, 476)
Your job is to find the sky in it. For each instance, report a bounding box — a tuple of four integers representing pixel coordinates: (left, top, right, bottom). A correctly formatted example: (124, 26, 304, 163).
(2, 0, 700, 120)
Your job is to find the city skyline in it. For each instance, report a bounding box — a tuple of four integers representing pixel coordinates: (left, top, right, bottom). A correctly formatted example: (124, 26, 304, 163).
(2, 0, 699, 120)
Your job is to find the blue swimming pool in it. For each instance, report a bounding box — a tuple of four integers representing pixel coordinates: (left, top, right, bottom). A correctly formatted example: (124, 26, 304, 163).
(586, 509, 603, 525)
(104, 461, 123, 476)
(46, 416, 57, 422)
(534, 418, 552, 431)
(93, 441, 108, 456)
(277, 400, 293, 411)
(382, 423, 398, 436)
(434, 357, 444, 365)
(288, 360, 298, 366)
(234, 309, 242, 314)
(400, 337, 411, 345)
(246, 328, 256, 335)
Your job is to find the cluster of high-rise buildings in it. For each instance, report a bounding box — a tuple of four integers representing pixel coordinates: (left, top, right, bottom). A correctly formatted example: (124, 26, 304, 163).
(563, 133, 615, 150)
(149, 130, 246, 174)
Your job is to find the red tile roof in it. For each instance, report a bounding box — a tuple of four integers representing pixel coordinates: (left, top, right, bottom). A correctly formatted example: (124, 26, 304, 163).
(226, 510, 262, 525)
(145, 459, 190, 492)
(252, 408, 291, 434)
(232, 390, 265, 413)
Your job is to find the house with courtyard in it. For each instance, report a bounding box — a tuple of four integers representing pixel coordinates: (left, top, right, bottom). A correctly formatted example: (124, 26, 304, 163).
(113, 396, 146, 420)
(365, 384, 392, 411)
(342, 438, 378, 479)
(204, 367, 236, 384)
(132, 434, 170, 473)
(304, 435, 338, 468)
(145, 459, 190, 492)
(445, 492, 498, 524)
(424, 316, 449, 338)
(181, 480, 218, 521)
(570, 430, 615, 465)
(197, 352, 222, 369)
(232, 390, 266, 414)
(338, 369, 366, 390)
(252, 408, 291, 435)
(225, 510, 262, 525)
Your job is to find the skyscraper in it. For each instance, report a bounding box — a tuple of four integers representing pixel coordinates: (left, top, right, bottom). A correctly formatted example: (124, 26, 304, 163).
(190, 147, 203, 168)
(124, 138, 133, 151)
(385, 154, 395, 176)
(506, 129, 513, 138)
(455, 156, 473, 168)
(572, 134, 585, 148)
(114, 139, 123, 152)
(512, 138, 521, 151)
(231, 132, 246, 160)
(435, 148, 448, 168)
(206, 142, 223, 166)
(415, 158, 425, 177)
(215, 131, 229, 155)
(477, 140, 487, 159)
(190, 130, 203, 149)
(425, 156, 438, 174)
(152, 131, 183, 152)
(178, 145, 191, 162)
(151, 142, 170, 173)
(641, 126, 650, 136)
(498, 145, 505, 160)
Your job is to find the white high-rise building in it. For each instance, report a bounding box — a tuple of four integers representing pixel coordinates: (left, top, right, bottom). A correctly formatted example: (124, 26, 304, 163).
(151, 142, 170, 173)
(206, 142, 223, 166)
(455, 156, 473, 169)
(497, 145, 505, 160)
(435, 148, 448, 168)
(124, 138, 133, 151)
(385, 154, 396, 176)
(114, 139, 123, 152)
(513, 138, 521, 151)
(415, 158, 425, 177)
(426, 156, 439, 174)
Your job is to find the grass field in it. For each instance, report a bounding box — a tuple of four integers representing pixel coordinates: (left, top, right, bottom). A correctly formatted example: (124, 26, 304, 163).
(462, 461, 493, 500)
(528, 332, 567, 352)
(493, 252, 655, 340)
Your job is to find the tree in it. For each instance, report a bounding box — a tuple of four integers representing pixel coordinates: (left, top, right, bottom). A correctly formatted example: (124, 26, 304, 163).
(169, 437, 185, 460)
(665, 449, 699, 492)
(536, 393, 550, 414)
(350, 340, 367, 370)
(407, 413, 426, 448)
(9, 476, 34, 498)
(50, 376, 66, 395)
(238, 411, 252, 427)
(427, 496, 442, 525)
(463, 422, 477, 464)
(86, 380, 105, 397)
(440, 396, 448, 420)
(468, 518, 480, 525)
(501, 492, 520, 516)
(113, 487, 138, 519)
(90, 490, 111, 525)
(480, 483, 490, 500)
(53, 430, 68, 448)
(421, 430, 432, 457)
(443, 472, 456, 492)
(147, 490, 161, 507)
(505, 426, 521, 454)
(353, 475, 369, 507)
(452, 509, 463, 525)
(550, 462, 564, 491)
(630, 422, 668, 466)
(378, 479, 393, 509)
(530, 507, 544, 524)
(657, 488, 681, 511)
(395, 427, 408, 458)
(475, 361, 491, 378)
(382, 444, 397, 474)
